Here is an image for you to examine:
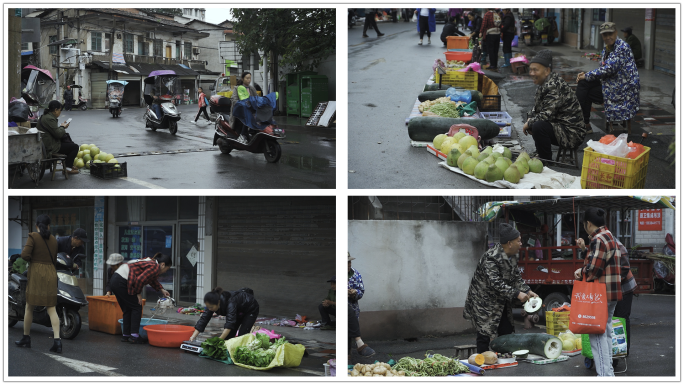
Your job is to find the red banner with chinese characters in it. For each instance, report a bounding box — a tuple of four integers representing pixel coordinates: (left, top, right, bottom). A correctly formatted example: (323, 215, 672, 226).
(638, 209, 662, 231)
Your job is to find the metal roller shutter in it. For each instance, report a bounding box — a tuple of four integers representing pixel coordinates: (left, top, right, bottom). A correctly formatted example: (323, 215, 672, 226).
(654, 8, 675, 75)
(216, 197, 335, 319)
(90, 72, 108, 109)
(611, 9, 644, 41)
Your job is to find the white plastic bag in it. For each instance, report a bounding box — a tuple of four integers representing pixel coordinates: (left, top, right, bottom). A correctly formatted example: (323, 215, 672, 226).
(586, 133, 630, 158)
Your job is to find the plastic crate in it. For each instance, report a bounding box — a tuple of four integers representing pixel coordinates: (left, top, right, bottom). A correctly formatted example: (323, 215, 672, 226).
(86, 296, 146, 335)
(434, 70, 478, 90)
(480, 111, 512, 126)
(546, 311, 570, 337)
(446, 36, 469, 49)
(444, 50, 472, 62)
(580, 146, 650, 189)
(89, 161, 128, 180)
(480, 95, 502, 112)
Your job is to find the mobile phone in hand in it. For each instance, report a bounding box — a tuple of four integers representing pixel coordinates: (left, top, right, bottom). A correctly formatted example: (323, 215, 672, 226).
(66, 118, 72, 125)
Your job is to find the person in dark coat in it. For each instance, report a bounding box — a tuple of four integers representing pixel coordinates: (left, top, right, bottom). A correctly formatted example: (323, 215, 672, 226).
(57, 228, 88, 272)
(415, 8, 437, 45)
(63, 86, 73, 111)
(189, 286, 260, 341)
(15, 215, 63, 353)
(36, 100, 80, 174)
(319, 277, 336, 330)
(363, 9, 385, 38)
(441, 16, 466, 46)
(501, 8, 516, 67)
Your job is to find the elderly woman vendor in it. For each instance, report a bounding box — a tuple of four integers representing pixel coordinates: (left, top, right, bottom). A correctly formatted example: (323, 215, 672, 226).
(575, 22, 640, 130)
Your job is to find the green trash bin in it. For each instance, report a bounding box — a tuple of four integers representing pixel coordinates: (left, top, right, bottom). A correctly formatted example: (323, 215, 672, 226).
(286, 71, 317, 116)
(300, 75, 329, 118)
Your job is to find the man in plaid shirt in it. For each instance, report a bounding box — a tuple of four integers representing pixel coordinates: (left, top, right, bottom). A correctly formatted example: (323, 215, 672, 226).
(574, 207, 622, 376)
(479, 8, 501, 70)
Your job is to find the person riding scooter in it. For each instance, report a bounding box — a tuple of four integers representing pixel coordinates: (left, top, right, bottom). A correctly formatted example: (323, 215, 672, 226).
(230, 72, 258, 144)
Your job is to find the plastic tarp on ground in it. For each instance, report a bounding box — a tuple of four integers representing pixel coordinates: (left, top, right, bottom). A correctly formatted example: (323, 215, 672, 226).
(225, 334, 306, 371)
(477, 196, 676, 222)
(439, 161, 581, 189)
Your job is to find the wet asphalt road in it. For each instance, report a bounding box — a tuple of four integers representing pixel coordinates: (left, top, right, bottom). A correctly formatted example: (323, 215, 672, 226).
(8, 320, 325, 377)
(10, 105, 336, 189)
(348, 21, 675, 189)
(350, 294, 675, 376)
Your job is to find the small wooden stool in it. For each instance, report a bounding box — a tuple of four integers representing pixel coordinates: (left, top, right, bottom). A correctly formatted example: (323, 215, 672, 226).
(606, 119, 632, 134)
(555, 146, 580, 170)
(454, 344, 477, 360)
(46, 153, 70, 181)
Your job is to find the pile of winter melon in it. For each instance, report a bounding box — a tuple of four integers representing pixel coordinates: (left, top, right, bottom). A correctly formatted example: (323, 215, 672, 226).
(434, 133, 544, 184)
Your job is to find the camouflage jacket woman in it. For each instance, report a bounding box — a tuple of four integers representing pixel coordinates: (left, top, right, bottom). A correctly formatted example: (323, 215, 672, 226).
(463, 243, 530, 338)
(529, 71, 589, 149)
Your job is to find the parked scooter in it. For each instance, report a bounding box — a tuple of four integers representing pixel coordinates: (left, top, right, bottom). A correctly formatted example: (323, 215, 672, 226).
(349, 9, 358, 28)
(520, 16, 542, 46)
(210, 93, 285, 163)
(8, 252, 88, 339)
(68, 85, 88, 111)
(106, 80, 128, 118)
(143, 70, 182, 135)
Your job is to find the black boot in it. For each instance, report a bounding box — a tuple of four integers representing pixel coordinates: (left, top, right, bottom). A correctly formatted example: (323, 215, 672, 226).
(49, 338, 62, 353)
(15, 335, 31, 348)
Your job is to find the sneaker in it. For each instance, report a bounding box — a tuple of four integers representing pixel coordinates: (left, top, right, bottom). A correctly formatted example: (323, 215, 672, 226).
(320, 324, 335, 330)
(428, 38, 431, 45)
(419, 40, 423, 45)
(237, 135, 248, 144)
(377, 33, 385, 37)
(191, 121, 196, 124)
(121, 336, 131, 342)
(357, 344, 376, 357)
(363, 34, 369, 38)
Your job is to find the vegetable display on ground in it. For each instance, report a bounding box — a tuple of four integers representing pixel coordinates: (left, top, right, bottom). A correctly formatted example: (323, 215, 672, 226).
(349, 362, 405, 377)
(490, 333, 562, 359)
(408, 117, 500, 141)
(201, 336, 228, 360)
(392, 353, 469, 376)
(234, 333, 289, 367)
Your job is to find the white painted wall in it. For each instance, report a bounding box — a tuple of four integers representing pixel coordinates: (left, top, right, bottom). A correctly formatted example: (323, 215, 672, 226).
(633, 208, 675, 249)
(348, 220, 488, 312)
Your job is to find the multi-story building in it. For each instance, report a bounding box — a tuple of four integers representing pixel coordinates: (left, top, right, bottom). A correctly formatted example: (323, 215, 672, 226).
(25, 8, 210, 108)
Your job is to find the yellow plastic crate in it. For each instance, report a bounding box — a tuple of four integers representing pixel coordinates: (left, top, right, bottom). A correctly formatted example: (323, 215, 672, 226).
(434, 69, 478, 90)
(580, 146, 650, 189)
(546, 311, 570, 337)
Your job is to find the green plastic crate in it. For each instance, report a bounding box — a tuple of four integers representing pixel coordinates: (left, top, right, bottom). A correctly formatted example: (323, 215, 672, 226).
(300, 75, 329, 117)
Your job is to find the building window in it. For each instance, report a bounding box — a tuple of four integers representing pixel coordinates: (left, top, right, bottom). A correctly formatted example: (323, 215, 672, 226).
(124, 33, 134, 53)
(200, 9, 205, 20)
(49, 35, 58, 54)
(104, 33, 111, 51)
(21, 42, 29, 51)
(184, 42, 192, 60)
(138, 41, 149, 56)
(567, 9, 579, 34)
(176, 41, 181, 58)
(15, 9, 21, 16)
(153, 39, 163, 56)
(593, 9, 606, 22)
(195, 9, 199, 17)
(91, 32, 102, 51)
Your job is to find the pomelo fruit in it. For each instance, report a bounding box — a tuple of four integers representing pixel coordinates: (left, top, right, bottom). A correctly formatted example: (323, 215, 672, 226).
(474, 160, 489, 180)
(433, 134, 448, 149)
(528, 158, 544, 173)
(463, 156, 479, 175)
(491, 152, 502, 160)
(79, 144, 89, 151)
(83, 154, 92, 163)
(515, 158, 530, 174)
(483, 155, 496, 165)
(440, 137, 456, 154)
(495, 157, 509, 174)
(447, 147, 462, 167)
(477, 152, 490, 162)
(89, 146, 100, 157)
(518, 150, 531, 163)
(457, 150, 473, 169)
(485, 163, 504, 182)
(482, 146, 493, 155)
(105, 153, 115, 162)
(77, 151, 84, 159)
(459, 135, 478, 151)
(562, 339, 575, 351)
(453, 132, 467, 142)
(503, 147, 513, 159)
(504, 165, 521, 183)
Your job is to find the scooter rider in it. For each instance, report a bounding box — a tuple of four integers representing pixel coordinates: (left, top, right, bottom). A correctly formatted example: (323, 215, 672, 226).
(229, 72, 259, 144)
(57, 228, 88, 272)
(150, 90, 164, 120)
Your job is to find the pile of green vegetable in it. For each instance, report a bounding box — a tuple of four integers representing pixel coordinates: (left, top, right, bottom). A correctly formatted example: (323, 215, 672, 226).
(393, 353, 469, 377)
(428, 103, 461, 118)
(201, 337, 228, 360)
(234, 333, 289, 367)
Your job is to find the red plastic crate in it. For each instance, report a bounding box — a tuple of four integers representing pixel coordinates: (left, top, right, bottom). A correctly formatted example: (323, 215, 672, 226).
(446, 36, 469, 49)
(444, 51, 472, 63)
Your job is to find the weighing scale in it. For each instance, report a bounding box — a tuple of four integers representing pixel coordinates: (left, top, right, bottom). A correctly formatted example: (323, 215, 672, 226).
(180, 340, 203, 354)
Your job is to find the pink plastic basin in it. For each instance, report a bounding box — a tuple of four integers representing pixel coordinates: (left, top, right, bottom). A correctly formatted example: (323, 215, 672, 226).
(143, 324, 195, 348)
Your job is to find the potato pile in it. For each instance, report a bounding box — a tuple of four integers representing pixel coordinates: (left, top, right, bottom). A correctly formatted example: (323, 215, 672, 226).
(349, 362, 406, 377)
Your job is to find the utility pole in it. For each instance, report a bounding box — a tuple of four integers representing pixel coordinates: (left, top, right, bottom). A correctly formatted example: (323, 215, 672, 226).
(107, 23, 115, 80)
(8, 8, 21, 100)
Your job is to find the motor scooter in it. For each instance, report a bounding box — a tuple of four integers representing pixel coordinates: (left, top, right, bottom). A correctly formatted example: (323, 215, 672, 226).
(69, 85, 88, 111)
(210, 94, 285, 163)
(521, 17, 542, 46)
(143, 70, 182, 135)
(8, 252, 88, 339)
(106, 80, 128, 118)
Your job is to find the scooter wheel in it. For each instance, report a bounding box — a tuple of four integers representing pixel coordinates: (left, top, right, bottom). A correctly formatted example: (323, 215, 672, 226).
(169, 120, 178, 135)
(217, 138, 233, 154)
(60, 308, 82, 340)
(584, 357, 594, 369)
(80, 104, 87, 111)
(264, 140, 282, 163)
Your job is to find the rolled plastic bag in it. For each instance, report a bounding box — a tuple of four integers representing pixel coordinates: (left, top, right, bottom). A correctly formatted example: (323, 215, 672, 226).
(586, 133, 630, 158)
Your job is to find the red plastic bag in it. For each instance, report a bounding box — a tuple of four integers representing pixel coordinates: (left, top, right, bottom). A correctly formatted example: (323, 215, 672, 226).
(599, 135, 617, 144)
(568, 280, 609, 334)
(626, 141, 645, 159)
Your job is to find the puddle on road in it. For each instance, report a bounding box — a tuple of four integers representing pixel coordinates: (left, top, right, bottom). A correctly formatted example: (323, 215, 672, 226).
(279, 154, 335, 171)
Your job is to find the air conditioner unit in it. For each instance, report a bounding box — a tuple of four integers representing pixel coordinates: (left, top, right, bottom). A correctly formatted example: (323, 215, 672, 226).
(193, 47, 200, 55)
(146, 32, 154, 39)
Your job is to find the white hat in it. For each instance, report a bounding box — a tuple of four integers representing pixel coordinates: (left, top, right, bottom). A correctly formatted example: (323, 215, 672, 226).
(106, 253, 124, 265)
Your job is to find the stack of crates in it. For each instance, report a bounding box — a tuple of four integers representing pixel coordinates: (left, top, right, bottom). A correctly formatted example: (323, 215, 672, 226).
(300, 75, 329, 117)
(286, 71, 317, 116)
(546, 311, 570, 337)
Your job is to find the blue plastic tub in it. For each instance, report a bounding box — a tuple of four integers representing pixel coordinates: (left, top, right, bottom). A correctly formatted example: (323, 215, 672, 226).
(118, 318, 168, 338)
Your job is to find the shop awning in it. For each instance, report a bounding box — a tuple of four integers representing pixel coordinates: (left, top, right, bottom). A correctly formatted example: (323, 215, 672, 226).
(91, 60, 138, 75)
(478, 196, 675, 222)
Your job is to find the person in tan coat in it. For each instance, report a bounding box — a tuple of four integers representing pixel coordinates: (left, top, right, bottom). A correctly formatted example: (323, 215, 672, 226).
(15, 214, 63, 353)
